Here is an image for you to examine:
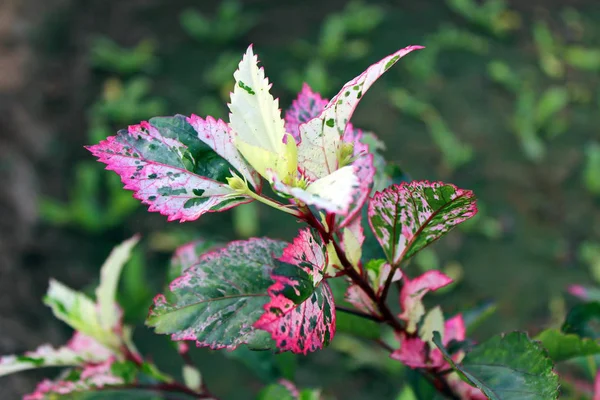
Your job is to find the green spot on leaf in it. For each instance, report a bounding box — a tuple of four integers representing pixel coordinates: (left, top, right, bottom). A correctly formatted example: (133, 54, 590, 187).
(238, 81, 256, 95)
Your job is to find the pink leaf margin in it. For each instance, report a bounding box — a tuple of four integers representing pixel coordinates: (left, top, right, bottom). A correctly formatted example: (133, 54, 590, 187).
(254, 229, 335, 354)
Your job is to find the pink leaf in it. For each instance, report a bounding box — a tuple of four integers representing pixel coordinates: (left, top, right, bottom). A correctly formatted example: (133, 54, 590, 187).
(429, 315, 467, 367)
(392, 314, 467, 370)
(87, 118, 252, 222)
(345, 284, 378, 316)
(285, 83, 328, 143)
(66, 332, 113, 361)
(391, 334, 430, 368)
(24, 358, 122, 400)
(594, 370, 600, 400)
(399, 271, 453, 332)
(254, 229, 336, 354)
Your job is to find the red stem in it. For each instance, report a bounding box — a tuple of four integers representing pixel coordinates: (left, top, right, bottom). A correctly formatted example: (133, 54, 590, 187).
(301, 208, 459, 400)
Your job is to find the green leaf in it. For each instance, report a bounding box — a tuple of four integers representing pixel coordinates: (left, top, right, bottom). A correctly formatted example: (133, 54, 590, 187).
(433, 331, 559, 400)
(147, 238, 285, 350)
(258, 383, 296, 400)
(535, 87, 569, 128)
(562, 302, 600, 339)
(182, 364, 202, 391)
(96, 235, 140, 331)
(535, 328, 600, 362)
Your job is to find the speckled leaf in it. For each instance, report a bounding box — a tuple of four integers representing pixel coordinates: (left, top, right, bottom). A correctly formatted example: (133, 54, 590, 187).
(254, 229, 335, 354)
(187, 114, 261, 190)
(433, 331, 559, 400)
(337, 128, 375, 228)
(284, 84, 328, 143)
(87, 116, 252, 222)
(368, 181, 477, 265)
(147, 238, 287, 350)
(167, 239, 221, 284)
(297, 45, 423, 180)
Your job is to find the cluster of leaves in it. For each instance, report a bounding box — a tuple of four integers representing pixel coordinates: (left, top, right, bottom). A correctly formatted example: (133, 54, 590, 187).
(8, 41, 598, 400)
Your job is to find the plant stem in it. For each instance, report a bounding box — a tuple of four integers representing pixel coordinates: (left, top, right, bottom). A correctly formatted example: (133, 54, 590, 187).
(246, 191, 303, 217)
(302, 210, 403, 331)
(302, 209, 459, 400)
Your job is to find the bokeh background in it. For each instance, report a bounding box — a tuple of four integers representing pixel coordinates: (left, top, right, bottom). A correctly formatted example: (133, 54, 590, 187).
(1, 0, 600, 398)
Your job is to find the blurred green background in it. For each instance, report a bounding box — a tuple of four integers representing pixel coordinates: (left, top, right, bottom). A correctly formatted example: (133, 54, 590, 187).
(1, 0, 600, 398)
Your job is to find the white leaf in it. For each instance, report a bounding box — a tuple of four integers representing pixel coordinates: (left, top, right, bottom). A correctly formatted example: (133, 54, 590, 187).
(96, 235, 140, 332)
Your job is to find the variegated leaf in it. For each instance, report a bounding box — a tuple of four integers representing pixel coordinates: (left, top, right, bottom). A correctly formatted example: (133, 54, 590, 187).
(368, 181, 478, 265)
(167, 239, 221, 284)
(271, 165, 359, 214)
(398, 271, 453, 333)
(254, 229, 335, 354)
(43, 280, 121, 349)
(297, 45, 423, 180)
(229, 45, 297, 184)
(187, 114, 261, 190)
(391, 314, 466, 370)
(87, 116, 252, 222)
(24, 358, 124, 400)
(345, 259, 401, 317)
(147, 238, 287, 350)
(337, 128, 375, 229)
(0, 333, 111, 377)
(96, 235, 139, 333)
(284, 83, 328, 143)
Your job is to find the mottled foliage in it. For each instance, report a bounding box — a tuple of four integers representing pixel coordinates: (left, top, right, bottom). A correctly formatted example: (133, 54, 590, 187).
(368, 180, 477, 265)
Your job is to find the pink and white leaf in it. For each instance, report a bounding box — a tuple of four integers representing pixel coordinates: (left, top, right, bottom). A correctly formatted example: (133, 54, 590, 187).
(187, 114, 261, 190)
(254, 229, 335, 354)
(392, 314, 467, 370)
(297, 45, 423, 179)
(87, 121, 250, 223)
(285, 83, 328, 143)
(345, 284, 379, 316)
(24, 358, 123, 400)
(368, 180, 478, 265)
(399, 270, 453, 333)
(271, 165, 359, 215)
(0, 333, 111, 377)
(338, 128, 375, 229)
